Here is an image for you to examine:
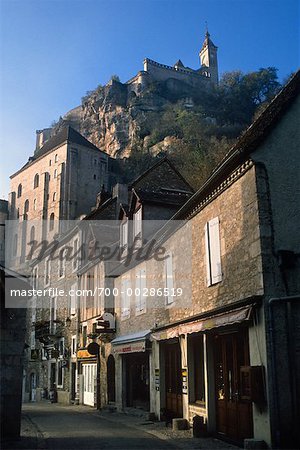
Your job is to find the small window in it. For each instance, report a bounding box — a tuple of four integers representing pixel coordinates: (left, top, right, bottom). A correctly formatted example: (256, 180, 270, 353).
(71, 335, 77, 356)
(45, 258, 51, 286)
(205, 217, 222, 286)
(30, 225, 35, 242)
(49, 159, 52, 166)
(73, 238, 79, 271)
(24, 200, 29, 220)
(55, 154, 58, 163)
(58, 248, 66, 278)
(53, 192, 57, 201)
(33, 173, 39, 189)
(135, 268, 146, 315)
(33, 199, 37, 210)
(93, 174, 96, 180)
(49, 212, 55, 231)
(54, 169, 57, 178)
(17, 184, 22, 198)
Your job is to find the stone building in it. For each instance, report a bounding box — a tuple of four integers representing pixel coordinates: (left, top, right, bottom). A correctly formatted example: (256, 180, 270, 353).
(126, 30, 218, 95)
(109, 71, 300, 449)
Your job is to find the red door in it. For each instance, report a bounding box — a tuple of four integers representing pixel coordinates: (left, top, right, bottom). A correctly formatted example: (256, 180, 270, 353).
(214, 329, 253, 442)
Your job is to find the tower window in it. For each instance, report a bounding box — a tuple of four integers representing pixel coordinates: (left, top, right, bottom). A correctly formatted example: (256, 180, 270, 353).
(17, 184, 22, 198)
(33, 173, 39, 189)
(53, 192, 57, 201)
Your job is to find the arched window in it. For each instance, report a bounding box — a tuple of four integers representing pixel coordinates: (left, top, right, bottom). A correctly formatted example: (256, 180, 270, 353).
(17, 184, 22, 198)
(24, 200, 29, 220)
(33, 173, 39, 189)
(49, 213, 55, 231)
(49, 159, 52, 166)
(55, 154, 58, 163)
(30, 226, 35, 242)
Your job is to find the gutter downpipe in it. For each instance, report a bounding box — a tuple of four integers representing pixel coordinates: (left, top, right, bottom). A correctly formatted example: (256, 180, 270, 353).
(268, 295, 300, 449)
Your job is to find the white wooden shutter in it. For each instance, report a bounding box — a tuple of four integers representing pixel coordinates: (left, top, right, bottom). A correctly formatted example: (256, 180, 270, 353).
(205, 217, 222, 286)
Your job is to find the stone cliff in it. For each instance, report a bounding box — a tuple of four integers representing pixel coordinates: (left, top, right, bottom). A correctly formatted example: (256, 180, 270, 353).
(52, 78, 209, 158)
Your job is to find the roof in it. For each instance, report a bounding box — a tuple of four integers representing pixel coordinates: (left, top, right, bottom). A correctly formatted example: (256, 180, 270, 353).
(174, 69, 300, 220)
(174, 59, 184, 68)
(35, 126, 104, 157)
(200, 30, 217, 52)
(111, 329, 151, 345)
(10, 126, 106, 179)
(134, 189, 192, 206)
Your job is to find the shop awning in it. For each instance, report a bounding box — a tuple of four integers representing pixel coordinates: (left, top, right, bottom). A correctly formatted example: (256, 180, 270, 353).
(152, 305, 253, 341)
(111, 329, 151, 354)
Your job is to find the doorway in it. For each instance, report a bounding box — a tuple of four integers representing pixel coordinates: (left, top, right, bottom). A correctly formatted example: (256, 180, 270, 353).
(107, 355, 116, 403)
(83, 363, 97, 406)
(164, 341, 183, 417)
(214, 328, 253, 442)
(125, 353, 150, 410)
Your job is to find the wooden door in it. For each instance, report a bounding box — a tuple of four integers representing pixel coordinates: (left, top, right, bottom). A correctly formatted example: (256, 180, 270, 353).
(214, 329, 253, 442)
(165, 342, 183, 417)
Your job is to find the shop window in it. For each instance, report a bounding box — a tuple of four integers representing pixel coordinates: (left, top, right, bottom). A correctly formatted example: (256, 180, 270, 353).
(135, 268, 146, 315)
(165, 252, 174, 305)
(205, 217, 222, 286)
(189, 335, 206, 405)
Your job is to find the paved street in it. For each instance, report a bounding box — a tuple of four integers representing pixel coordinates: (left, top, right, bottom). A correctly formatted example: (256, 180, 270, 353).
(3, 403, 239, 450)
(17, 403, 178, 450)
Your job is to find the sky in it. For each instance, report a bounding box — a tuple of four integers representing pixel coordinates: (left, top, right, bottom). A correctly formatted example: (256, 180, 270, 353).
(0, 0, 299, 199)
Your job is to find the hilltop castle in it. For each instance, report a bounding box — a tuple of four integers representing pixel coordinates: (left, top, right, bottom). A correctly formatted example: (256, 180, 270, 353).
(125, 29, 218, 95)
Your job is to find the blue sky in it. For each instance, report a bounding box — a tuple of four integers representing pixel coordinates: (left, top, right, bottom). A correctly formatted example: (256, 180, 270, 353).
(0, 0, 299, 198)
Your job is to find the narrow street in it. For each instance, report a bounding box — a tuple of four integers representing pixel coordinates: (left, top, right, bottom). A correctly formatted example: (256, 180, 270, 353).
(18, 403, 179, 450)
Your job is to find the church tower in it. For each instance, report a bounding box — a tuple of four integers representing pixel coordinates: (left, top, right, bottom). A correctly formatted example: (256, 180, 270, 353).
(199, 29, 218, 85)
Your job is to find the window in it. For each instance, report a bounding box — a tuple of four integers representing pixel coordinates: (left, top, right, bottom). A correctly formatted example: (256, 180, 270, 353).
(49, 159, 52, 166)
(120, 220, 128, 252)
(24, 199, 29, 220)
(54, 169, 57, 178)
(71, 335, 77, 357)
(93, 174, 96, 180)
(30, 225, 35, 242)
(82, 325, 87, 347)
(86, 270, 94, 309)
(70, 283, 77, 315)
(58, 248, 66, 278)
(135, 268, 146, 315)
(49, 212, 55, 231)
(121, 278, 131, 318)
(58, 337, 65, 358)
(55, 154, 58, 162)
(53, 192, 57, 201)
(33, 199, 37, 210)
(30, 330, 36, 350)
(189, 335, 206, 404)
(45, 258, 51, 286)
(49, 298, 57, 333)
(133, 208, 142, 239)
(205, 217, 222, 286)
(73, 238, 79, 271)
(165, 252, 174, 305)
(57, 360, 64, 388)
(13, 234, 18, 256)
(33, 173, 39, 189)
(32, 267, 38, 290)
(17, 184, 22, 198)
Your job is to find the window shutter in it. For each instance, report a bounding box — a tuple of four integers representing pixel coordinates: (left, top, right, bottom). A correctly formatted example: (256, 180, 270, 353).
(205, 217, 222, 286)
(140, 268, 146, 311)
(70, 283, 77, 315)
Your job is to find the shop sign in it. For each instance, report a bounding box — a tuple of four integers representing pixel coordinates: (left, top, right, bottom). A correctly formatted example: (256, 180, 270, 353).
(182, 368, 188, 394)
(77, 349, 94, 359)
(113, 340, 146, 354)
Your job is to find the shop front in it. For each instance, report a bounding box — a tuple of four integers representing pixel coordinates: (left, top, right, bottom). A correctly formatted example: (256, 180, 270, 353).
(112, 330, 151, 411)
(152, 303, 259, 443)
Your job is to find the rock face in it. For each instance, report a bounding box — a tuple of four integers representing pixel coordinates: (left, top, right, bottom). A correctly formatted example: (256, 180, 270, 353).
(52, 78, 206, 158)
